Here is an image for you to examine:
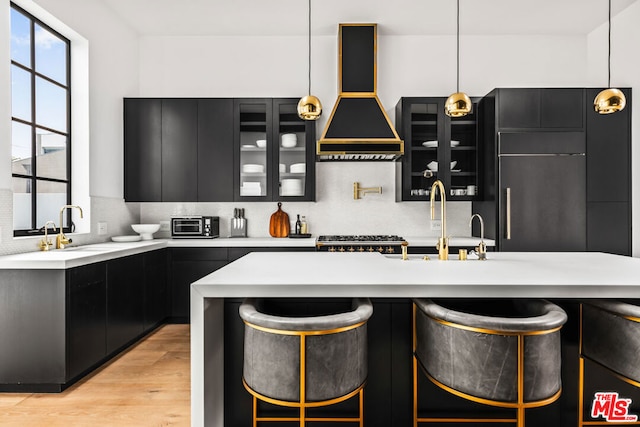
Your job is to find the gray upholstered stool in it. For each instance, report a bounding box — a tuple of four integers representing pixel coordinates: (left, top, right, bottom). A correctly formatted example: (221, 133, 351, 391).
(579, 300, 640, 426)
(413, 299, 567, 427)
(240, 298, 373, 426)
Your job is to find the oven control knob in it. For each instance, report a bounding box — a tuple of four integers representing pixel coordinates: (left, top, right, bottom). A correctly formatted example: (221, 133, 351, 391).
(386, 246, 395, 254)
(377, 246, 384, 253)
(358, 246, 365, 252)
(367, 246, 375, 252)
(328, 246, 336, 252)
(339, 247, 346, 252)
(348, 246, 355, 253)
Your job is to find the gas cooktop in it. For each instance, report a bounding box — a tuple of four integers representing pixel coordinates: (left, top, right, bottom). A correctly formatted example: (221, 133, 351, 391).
(317, 235, 405, 244)
(316, 235, 406, 253)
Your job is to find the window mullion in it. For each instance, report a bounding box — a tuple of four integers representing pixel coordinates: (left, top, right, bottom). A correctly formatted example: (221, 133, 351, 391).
(30, 17, 37, 231)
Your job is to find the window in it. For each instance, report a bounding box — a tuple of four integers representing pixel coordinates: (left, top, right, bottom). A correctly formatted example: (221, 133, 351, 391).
(10, 2, 71, 236)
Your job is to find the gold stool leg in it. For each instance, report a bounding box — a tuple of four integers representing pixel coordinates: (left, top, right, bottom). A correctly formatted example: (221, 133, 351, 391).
(360, 388, 364, 427)
(578, 304, 584, 427)
(253, 395, 257, 427)
(517, 334, 525, 427)
(413, 303, 418, 427)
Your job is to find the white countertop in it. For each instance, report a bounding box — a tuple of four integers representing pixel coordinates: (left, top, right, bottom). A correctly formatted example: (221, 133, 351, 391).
(0, 235, 492, 269)
(0, 241, 167, 270)
(192, 251, 640, 299)
(168, 236, 317, 248)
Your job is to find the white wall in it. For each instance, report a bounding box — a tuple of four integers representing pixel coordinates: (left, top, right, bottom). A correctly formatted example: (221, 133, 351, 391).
(0, 0, 141, 254)
(137, 32, 591, 238)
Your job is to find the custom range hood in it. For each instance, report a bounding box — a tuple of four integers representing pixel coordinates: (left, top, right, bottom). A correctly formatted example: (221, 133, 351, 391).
(317, 24, 404, 161)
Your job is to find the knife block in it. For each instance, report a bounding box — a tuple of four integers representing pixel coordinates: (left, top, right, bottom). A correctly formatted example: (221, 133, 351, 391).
(230, 218, 247, 238)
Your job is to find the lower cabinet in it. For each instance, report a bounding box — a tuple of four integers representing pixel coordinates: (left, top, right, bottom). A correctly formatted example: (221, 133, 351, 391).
(0, 249, 170, 392)
(144, 249, 169, 330)
(169, 248, 229, 322)
(169, 246, 316, 323)
(106, 255, 145, 354)
(67, 262, 107, 381)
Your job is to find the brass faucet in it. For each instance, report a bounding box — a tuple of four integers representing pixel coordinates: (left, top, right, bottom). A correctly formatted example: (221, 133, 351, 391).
(56, 205, 84, 249)
(353, 182, 382, 199)
(38, 221, 57, 251)
(469, 213, 487, 260)
(430, 180, 448, 260)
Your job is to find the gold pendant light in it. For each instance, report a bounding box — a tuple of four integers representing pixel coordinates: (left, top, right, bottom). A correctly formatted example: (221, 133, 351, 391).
(594, 0, 626, 114)
(297, 0, 322, 120)
(445, 0, 472, 117)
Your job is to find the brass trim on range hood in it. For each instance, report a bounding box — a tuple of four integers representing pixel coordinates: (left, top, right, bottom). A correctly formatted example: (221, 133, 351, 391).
(317, 24, 403, 161)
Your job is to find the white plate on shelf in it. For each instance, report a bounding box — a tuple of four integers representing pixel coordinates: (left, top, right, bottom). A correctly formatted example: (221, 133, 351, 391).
(112, 235, 141, 242)
(451, 169, 461, 172)
(241, 144, 255, 149)
(422, 141, 438, 148)
(451, 140, 460, 147)
(242, 164, 264, 173)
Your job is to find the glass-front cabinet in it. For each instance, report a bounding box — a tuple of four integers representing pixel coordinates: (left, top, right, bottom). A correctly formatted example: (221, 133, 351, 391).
(234, 98, 315, 201)
(395, 97, 478, 201)
(237, 100, 271, 199)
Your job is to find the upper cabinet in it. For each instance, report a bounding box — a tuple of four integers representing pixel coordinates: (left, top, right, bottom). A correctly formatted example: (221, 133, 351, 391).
(124, 98, 234, 202)
(497, 88, 584, 129)
(395, 97, 479, 202)
(124, 97, 315, 202)
(234, 98, 316, 201)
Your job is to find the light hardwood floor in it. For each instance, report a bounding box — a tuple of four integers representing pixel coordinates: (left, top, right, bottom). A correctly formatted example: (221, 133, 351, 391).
(0, 324, 190, 427)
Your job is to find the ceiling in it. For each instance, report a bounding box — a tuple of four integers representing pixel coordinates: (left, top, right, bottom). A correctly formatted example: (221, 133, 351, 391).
(98, 0, 638, 37)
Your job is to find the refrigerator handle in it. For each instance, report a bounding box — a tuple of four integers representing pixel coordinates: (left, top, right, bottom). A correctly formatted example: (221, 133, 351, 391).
(505, 187, 511, 240)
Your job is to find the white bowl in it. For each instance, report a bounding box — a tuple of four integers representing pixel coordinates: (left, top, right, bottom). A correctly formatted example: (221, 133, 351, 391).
(290, 163, 305, 174)
(256, 139, 267, 148)
(281, 133, 297, 148)
(131, 224, 160, 240)
(426, 161, 457, 172)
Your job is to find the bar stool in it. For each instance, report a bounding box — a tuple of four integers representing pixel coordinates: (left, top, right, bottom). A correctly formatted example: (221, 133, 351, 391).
(240, 298, 373, 426)
(413, 299, 567, 427)
(579, 300, 640, 426)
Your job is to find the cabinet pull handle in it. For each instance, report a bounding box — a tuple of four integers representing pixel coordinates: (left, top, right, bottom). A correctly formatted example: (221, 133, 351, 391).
(506, 187, 511, 240)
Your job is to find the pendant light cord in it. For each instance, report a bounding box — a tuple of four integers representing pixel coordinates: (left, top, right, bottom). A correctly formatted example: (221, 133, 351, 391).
(456, 0, 460, 93)
(307, 0, 312, 96)
(607, 0, 611, 88)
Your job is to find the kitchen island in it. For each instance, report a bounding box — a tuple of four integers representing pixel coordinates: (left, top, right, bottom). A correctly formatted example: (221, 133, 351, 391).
(190, 251, 640, 427)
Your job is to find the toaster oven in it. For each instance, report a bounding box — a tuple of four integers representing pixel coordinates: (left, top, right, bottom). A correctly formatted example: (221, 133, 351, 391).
(171, 216, 219, 238)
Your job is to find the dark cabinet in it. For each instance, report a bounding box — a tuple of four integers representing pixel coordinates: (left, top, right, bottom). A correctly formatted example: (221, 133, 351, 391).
(234, 98, 316, 201)
(67, 262, 107, 381)
(586, 88, 632, 255)
(143, 249, 169, 330)
(106, 255, 145, 353)
(124, 97, 314, 202)
(124, 99, 162, 201)
(198, 99, 235, 201)
(395, 97, 479, 201)
(474, 87, 631, 254)
(497, 88, 584, 129)
(124, 98, 235, 202)
(162, 99, 198, 202)
(169, 248, 229, 322)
